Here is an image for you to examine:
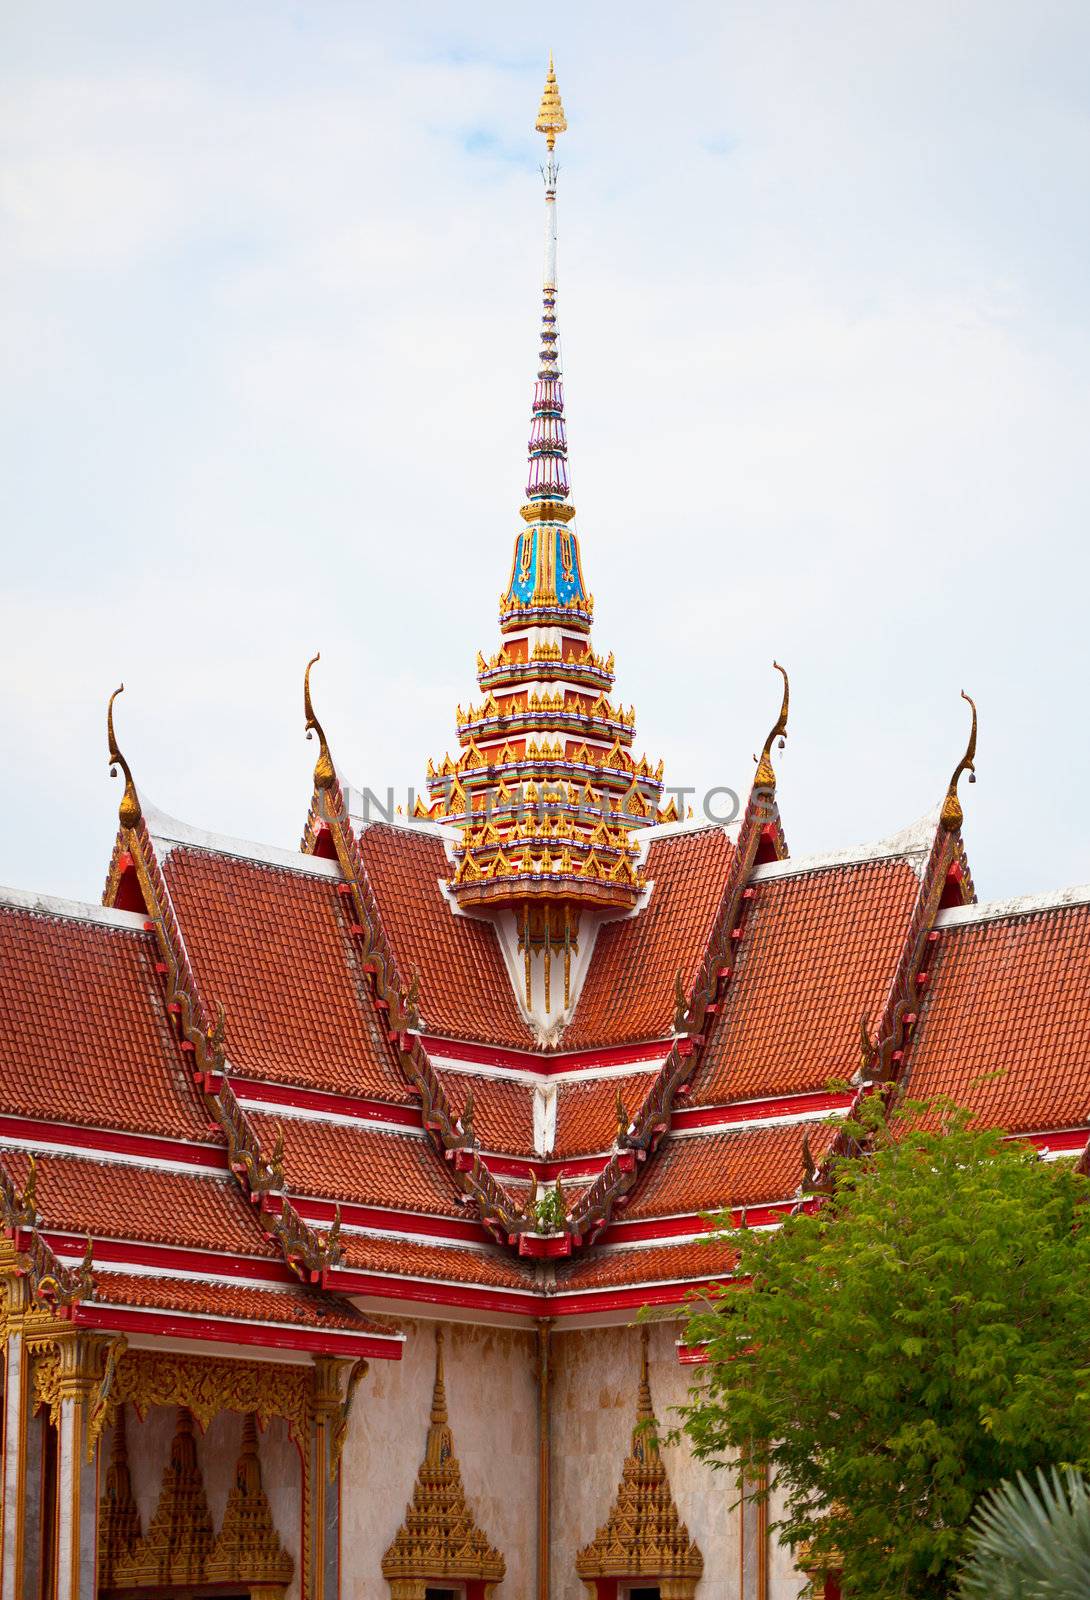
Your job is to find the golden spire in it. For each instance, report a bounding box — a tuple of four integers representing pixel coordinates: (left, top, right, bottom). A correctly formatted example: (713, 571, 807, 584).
(107, 684, 142, 830)
(754, 661, 789, 790)
(303, 653, 335, 791)
(431, 1325, 449, 1426)
(940, 690, 977, 832)
(636, 1325, 654, 1427)
(535, 52, 567, 150)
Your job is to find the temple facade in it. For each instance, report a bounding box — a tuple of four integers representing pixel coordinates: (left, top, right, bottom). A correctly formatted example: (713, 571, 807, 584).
(3, 56, 1090, 1600)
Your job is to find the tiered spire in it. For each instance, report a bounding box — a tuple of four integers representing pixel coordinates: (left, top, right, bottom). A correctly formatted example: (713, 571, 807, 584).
(420, 57, 671, 1023)
(576, 1330, 704, 1595)
(381, 1329, 506, 1598)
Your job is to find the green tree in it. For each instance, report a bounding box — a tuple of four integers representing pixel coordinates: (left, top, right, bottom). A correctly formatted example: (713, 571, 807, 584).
(959, 1467, 1090, 1599)
(673, 1099, 1090, 1598)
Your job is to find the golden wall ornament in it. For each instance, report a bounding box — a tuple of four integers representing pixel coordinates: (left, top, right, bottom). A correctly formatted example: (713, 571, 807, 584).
(98, 1402, 141, 1587)
(114, 1407, 216, 1586)
(381, 1328, 506, 1600)
(576, 1329, 703, 1599)
(90, 1346, 315, 1445)
(205, 1411, 294, 1594)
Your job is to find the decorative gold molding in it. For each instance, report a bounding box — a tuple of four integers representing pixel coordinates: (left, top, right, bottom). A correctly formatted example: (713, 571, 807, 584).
(576, 1329, 703, 1596)
(98, 1402, 141, 1587)
(382, 1328, 506, 1599)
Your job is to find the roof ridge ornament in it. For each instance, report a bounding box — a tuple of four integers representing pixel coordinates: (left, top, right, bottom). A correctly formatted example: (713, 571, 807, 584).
(535, 51, 567, 151)
(754, 661, 790, 790)
(303, 653, 335, 791)
(107, 684, 142, 829)
(940, 690, 977, 833)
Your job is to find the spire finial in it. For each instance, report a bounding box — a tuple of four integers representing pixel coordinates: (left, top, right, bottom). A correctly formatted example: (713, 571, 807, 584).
(637, 1325, 653, 1421)
(535, 52, 567, 151)
(431, 1326, 448, 1425)
(940, 690, 977, 832)
(303, 654, 335, 791)
(106, 685, 142, 829)
(754, 661, 790, 790)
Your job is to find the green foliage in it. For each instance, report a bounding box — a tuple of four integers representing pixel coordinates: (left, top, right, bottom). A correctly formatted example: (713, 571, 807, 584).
(533, 1185, 566, 1231)
(959, 1467, 1090, 1600)
(674, 1097, 1090, 1598)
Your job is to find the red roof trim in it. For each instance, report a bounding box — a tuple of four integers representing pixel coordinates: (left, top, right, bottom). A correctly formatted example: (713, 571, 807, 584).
(38, 1231, 297, 1286)
(0, 1115, 224, 1173)
(71, 1301, 402, 1359)
(230, 1078, 422, 1130)
(671, 1089, 855, 1133)
(421, 1034, 672, 1076)
(290, 1199, 484, 1244)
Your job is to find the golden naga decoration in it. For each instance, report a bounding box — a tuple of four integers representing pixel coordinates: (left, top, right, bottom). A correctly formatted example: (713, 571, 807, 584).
(107, 684, 142, 829)
(940, 689, 978, 833)
(576, 1328, 704, 1598)
(382, 1328, 506, 1600)
(535, 52, 568, 150)
(98, 1403, 141, 1587)
(753, 660, 790, 791)
(205, 1412, 294, 1592)
(303, 652, 336, 792)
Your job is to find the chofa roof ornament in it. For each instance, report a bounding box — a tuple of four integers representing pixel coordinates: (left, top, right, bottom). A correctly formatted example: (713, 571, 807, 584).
(303, 653, 335, 792)
(940, 690, 977, 832)
(754, 660, 790, 791)
(107, 683, 142, 830)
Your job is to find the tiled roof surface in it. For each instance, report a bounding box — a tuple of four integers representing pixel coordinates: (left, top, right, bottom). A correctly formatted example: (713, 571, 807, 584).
(622, 1120, 839, 1220)
(338, 1232, 538, 1291)
(162, 847, 411, 1102)
(564, 827, 736, 1048)
(90, 1271, 386, 1330)
(0, 1147, 276, 1257)
(0, 906, 207, 1140)
(905, 904, 1090, 1133)
(248, 1113, 462, 1215)
(692, 857, 920, 1104)
(553, 1072, 661, 1158)
(359, 825, 532, 1048)
(555, 1237, 737, 1290)
(439, 1071, 537, 1157)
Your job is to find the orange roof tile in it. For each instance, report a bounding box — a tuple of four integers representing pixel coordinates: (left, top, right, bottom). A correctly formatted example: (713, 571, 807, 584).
(338, 1233, 537, 1291)
(555, 1237, 737, 1290)
(564, 827, 736, 1049)
(90, 1271, 385, 1331)
(0, 906, 207, 1140)
(248, 1114, 462, 1216)
(0, 1148, 276, 1257)
(692, 857, 920, 1105)
(439, 1072, 537, 1157)
(553, 1073, 660, 1158)
(358, 826, 532, 1048)
(161, 847, 411, 1102)
(623, 1121, 839, 1219)
(904, 903, 1090, 1134)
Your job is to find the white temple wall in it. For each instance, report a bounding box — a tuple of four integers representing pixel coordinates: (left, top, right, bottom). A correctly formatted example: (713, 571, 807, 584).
(342, 1316, 539, 1600)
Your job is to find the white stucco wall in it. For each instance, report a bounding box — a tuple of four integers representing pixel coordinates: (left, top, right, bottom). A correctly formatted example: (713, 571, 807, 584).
(341, 1317, 539, 1600)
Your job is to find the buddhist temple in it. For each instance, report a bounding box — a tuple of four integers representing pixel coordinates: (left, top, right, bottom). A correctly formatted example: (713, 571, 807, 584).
(3, 53, 1089, 1600)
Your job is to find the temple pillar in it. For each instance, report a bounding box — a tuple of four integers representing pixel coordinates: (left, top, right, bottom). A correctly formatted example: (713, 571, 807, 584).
(309, 1357, 345, 1600)
(1, 1277, 36, 1600)
(52, 1332, 101, 1600)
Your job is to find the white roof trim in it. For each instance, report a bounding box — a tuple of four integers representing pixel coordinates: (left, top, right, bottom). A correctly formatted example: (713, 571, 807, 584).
(143, 801, 342, 879)
(751, 808, 939, 884)
(936, 882, 1090, 929)
(0, 885, 148, 932)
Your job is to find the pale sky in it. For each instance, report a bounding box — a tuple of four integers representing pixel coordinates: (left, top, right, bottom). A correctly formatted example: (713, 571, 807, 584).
(3, 1, 1089, 904)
